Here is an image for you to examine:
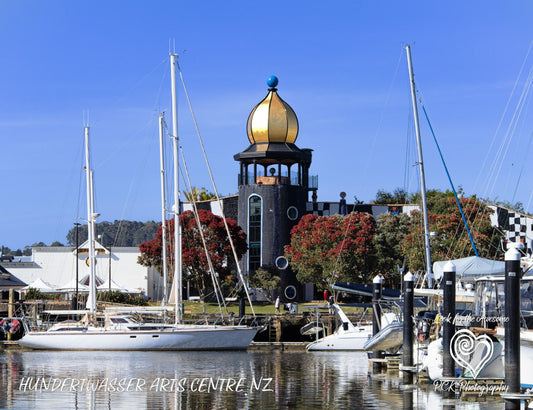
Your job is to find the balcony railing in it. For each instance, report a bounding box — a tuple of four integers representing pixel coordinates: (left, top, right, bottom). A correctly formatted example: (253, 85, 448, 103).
(238, 174, 318, 189)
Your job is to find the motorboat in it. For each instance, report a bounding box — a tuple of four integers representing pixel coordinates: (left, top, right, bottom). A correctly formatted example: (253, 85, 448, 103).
(306, 304, 373, 351)
(421, 273, 533, 387)
(363, 318, 403, 354)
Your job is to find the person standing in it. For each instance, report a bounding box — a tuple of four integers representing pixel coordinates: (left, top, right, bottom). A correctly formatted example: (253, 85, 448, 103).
(328, 295, 335, 314)
(275, 296, 281, 314)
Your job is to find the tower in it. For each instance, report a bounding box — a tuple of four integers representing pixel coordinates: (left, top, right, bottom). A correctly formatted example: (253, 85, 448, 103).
(234, 76, 313, 301)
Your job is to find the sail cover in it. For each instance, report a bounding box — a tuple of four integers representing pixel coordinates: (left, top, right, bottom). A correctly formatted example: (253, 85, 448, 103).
(433, 256, 505, 281)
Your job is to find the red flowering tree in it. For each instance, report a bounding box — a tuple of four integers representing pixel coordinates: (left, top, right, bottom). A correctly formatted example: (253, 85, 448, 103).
(138, 209, 247, 300)
(285, 212, 376, 287)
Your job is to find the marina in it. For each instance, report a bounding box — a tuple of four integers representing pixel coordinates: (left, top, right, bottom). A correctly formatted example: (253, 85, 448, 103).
(2, 3, 533, 409)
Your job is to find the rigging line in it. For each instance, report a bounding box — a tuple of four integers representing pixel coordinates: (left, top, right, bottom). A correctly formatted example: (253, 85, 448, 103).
(405, 97, 427, 267)
(108, 58, 168, 117)
(485, 62, 533, 199)
(362, 48, 404, 182)
(161, 116, 173, 220)
(405, 88, 419, 197)
(403, 111, 413, 193)
(93, 116, 156, 169)
(512, 131, 533, 204)
(153, 66, 169, 113)
(475, 39, 533, 194)
(404, 112, 420, 193)
(467, 66, 533, 256)
(179, 144, 227, 317)
(507, 78, 533, 201)
(111, 116, 158, 247)
(176, 59, 256, 317)
(419, 99, 479, 257)
(160, 117, 173, 222)
(72, 137, 86, 246)
(526, 187, 533, 214)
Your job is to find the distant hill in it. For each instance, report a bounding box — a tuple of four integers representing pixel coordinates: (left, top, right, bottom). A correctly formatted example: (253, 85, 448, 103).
(66, 220, 160, 247)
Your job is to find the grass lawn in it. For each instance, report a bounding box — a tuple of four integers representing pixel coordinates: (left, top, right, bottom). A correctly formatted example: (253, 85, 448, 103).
(181, 301, 276, 315)
(178, 300, 372, 317)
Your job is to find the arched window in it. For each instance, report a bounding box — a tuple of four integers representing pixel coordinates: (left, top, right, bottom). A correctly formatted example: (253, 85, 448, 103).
(248, 195, 262, 274)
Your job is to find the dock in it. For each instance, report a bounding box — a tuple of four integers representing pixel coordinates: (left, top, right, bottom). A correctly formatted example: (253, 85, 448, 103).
(249, 341, 307, 351)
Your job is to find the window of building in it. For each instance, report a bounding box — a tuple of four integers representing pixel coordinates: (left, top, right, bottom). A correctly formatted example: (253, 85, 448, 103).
(285, 285, 297, 300)
(248, 195, 262, 274)
(275, 256, 289, 270)
(287, 206, 298, 221)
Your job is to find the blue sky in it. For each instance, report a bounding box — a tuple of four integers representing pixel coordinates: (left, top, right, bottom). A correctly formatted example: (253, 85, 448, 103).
(1, 1, 533, 250)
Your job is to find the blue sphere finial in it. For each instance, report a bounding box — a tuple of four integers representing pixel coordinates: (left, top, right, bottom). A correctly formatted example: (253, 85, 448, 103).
(267, 75, 278, 88)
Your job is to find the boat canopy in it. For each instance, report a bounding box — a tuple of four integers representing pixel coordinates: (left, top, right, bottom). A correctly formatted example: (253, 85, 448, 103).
(433, 256, 505, 281)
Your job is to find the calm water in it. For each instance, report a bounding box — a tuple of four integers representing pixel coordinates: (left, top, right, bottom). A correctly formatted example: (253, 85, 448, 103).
(0, 349, 507, 409)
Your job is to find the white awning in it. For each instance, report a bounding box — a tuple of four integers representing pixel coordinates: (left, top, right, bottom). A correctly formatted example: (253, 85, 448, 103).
(433, 256, 505, 281)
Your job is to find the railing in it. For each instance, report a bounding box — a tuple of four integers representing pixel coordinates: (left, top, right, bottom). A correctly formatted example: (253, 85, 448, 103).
(238, 174, 318, 189)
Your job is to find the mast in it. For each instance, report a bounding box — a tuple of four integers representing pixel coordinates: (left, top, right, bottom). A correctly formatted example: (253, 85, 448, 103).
(84, 126, 98, 313)
(170, 53, 182, 323)
(158, 113, 168, 305)
(405, 45, 434, 288)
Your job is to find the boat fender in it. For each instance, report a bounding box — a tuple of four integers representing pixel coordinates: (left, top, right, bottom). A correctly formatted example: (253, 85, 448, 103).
(9, 319, 20, 334)
(0, 319, 11, 332)
(343, 322, 349, 330)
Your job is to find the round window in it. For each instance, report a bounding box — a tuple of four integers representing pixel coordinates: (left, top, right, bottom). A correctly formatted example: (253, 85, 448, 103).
(275, 256, 289, 270)
(287, 206, 298, 221)
(284, 285, 297, 300)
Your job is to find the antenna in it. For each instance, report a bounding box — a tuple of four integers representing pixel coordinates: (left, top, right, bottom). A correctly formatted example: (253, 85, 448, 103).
(169, 38, 176, 54)
(83, 110, 90, 127)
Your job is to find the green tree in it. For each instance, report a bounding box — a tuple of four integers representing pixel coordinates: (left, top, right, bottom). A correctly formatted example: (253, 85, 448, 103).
(373, 188, 409, 204)
(407, 188, 455, 210)
(402, 194, 502, 272)
(285, 212, 376, 287)
(24, 287, 54, 300)
(184, 187, 217, 202)
(249, 266, 281, 302)
(372, 212, 410, 286)
(488, 199, 526, 214)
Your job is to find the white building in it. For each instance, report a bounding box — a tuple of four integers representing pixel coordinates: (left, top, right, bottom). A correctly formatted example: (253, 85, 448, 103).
(3, 241, 164, 301)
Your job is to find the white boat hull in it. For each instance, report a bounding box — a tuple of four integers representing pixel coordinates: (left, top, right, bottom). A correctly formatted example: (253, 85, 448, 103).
(422, 332, 533, 388)
(18, 325, 259, 351)
(306, 325, 373, 351)
(496, 327, 533, 388)
(363, 322, 403, 352)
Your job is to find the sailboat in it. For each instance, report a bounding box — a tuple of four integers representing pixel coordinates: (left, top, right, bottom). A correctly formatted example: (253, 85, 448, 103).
(18, 54, 260, 350)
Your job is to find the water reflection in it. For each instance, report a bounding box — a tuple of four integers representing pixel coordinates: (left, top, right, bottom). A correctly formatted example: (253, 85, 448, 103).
(0, 350, 507, 409)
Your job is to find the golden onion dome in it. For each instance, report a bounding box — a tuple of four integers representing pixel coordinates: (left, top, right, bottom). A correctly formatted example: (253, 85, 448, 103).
(246, 76, 299, 145)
